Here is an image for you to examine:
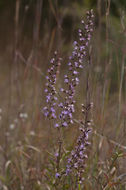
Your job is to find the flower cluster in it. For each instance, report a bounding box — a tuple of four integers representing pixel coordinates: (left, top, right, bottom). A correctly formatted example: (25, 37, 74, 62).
(66, 127, 91, 183)
(65, 102, 93, 183)
(43, 51, 61, 119)
(42, 9, 95, 186)
(57, 9, 94, 127)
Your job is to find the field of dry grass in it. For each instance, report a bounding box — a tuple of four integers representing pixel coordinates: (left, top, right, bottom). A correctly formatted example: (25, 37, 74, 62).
(0, 1, 126, 189)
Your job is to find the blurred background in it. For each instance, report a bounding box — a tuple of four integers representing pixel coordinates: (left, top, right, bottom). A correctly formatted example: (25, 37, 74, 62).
(0, 0, 126, 189)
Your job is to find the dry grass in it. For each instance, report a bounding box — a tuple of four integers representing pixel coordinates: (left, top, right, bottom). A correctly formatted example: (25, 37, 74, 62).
(0, 1, 126, 189)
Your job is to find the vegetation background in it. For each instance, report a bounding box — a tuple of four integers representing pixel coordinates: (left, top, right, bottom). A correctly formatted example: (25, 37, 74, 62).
(0, 0, 126, 189)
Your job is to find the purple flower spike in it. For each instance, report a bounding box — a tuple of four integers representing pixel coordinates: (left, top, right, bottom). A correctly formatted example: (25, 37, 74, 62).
(43, 52, 62, 122)
(43, 9, 94, 130)
(42, 9, 94, 186)
(58, 10, 94, 127)
(65, 126, 91, 181)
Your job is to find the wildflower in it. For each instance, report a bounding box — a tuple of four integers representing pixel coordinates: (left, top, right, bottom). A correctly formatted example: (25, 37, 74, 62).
(43, 10, 94, 129)
(43, 51, 62, 120)
(62, 121, 68, 127)
(66, 126, 92, 183)
(73, 71, 78, 75)
(55, 173, 60, 178)
(54, 123, 59, 128)
(58, 9, 94, 127)
(55, 152, 59, 157)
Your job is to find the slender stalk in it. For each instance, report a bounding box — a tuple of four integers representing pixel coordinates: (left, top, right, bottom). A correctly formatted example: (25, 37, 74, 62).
(56, 127, 63, 172)
(14, 0, 21, 101)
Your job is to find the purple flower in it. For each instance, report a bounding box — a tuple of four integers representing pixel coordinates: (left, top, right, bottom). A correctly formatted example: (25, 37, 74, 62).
(64, 110, 68, 115)
(86, 42, 88, 46)
(69, 113, 72, 118)
(68, 62, 72, 66)
(74, 46, 78, 50)
(79, 65, 83, 69)
(50, 107, 55, 112)
(55, 123, 59, 128)
(80, 46, 85, 51)
(43, 9, 94, 131)
(74, 62, 79, 67)
(55, 152, 59, 157)
(46, 95, 51, 102)
(55, 173, 60, 178)
(65, 101, 93, 182)
(44, 88, 48, 93)
(60, 88, 64, 92)
(73, 41, 77, 46)
(50, 58, 55, 63)
(52, 113, 56, 119)
(75, 77, 79, 82)
(43, 106, 47, 111)
(44, 111, 49, 117)
(54, 96, 58, 101)
(66, 168, 71, 175)
(64, 78, 69, 83)
(69, 66, 73, 71)
(80, 37, 85, 41)
(43, 52, 62, 122)
(85, 25, 88, 30)
(42, 9, 94, 186)
(73, 71, 78, 75)
(70, 120, 73, 124)
(62, 121, 68, 127)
